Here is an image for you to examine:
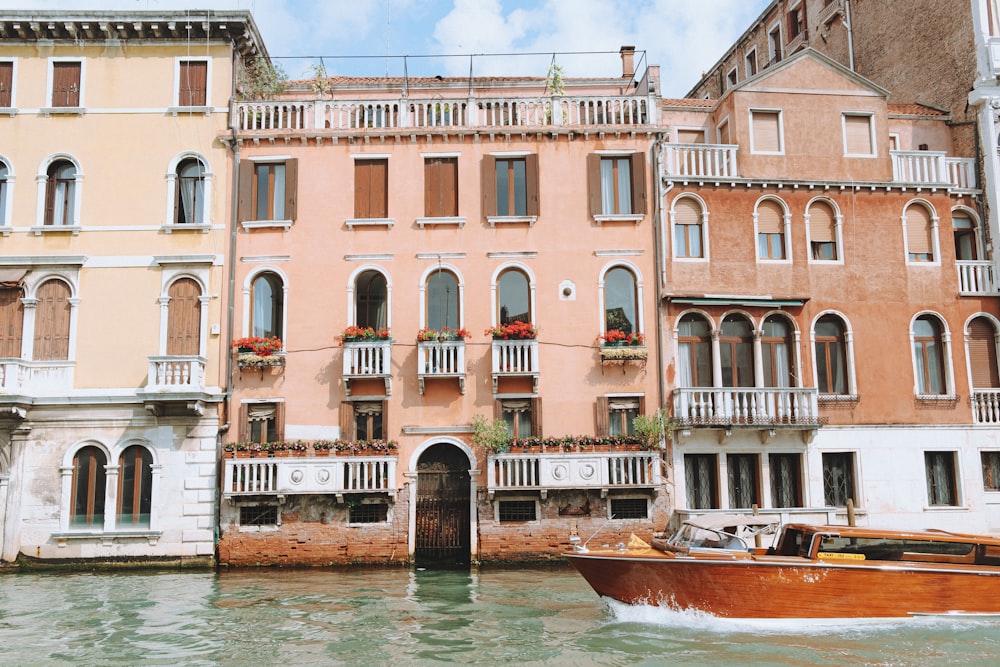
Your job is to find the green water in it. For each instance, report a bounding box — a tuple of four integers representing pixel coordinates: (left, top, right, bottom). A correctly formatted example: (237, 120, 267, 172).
(1, 565, 998, 666)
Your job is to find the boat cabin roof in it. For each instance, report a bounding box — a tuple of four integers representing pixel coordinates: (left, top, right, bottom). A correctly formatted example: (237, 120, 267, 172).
(684, 514, 779, 531)
(785, 523, 1000, 546)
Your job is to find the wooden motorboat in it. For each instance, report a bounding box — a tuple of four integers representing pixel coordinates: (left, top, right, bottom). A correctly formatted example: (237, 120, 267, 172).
(564, 516, 1000, 618)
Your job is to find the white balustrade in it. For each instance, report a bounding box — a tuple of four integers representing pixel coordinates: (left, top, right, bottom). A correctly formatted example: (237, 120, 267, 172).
(224, 456, 397, 496)
(662, 143, 739, 178)
(342, 341, 392, 377)
(891, 150, 949, 185)
(417, 341, 466, 394)
(488, 451, 660, 492)
(972, 390, 1000, 424)
(946, 157, 977, 191)
(957, 261, 997, 295)
(146, 356, 205, 391)
(673, 387, 820, 426)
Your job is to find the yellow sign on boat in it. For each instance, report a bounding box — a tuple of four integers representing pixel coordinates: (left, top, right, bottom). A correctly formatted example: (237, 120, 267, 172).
(817, 552, 866, 560)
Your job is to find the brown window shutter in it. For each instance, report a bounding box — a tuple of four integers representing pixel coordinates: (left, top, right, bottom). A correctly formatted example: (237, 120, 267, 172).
(275, 402, 286, 441)
(166, 278, 201, 356)
(372, 159, 387, 218)
(284, 158, 298, 222)
(638, 395, 647, 415)
(844, 115, 873, 155)
(481, 155, 497, 217)
(354, 161, 369, 218)
(752, 111, 780, 152)
(969, 319, 1000, 388)
(630, 152, 647, 214)
(525, 153, 540, 216)
(530, 396, 543, 437)
(425, 157, 458, 217)
(52, 62, 81, 107)
(587, 154, 602, 216)
(809, 202, 836, 243)
(179, 61, 207, 106)
(0, 286, 24, 357)
(237, 160, 253, 221)
(596, 396, 610, 437)
(675, 198, 700, 225)
(906, 206, 933, 257)
(0, 62, 12, 107)
(757, 200, 784, 234)
(424, 159, 436, 217)
(494, 398, 503, 421)
(238, 403, 249, 442)
(33, 279, 70, 360)
(380, 399, 389, 439)
(339, 401, 356, 441)
(44, 173, 57, 225)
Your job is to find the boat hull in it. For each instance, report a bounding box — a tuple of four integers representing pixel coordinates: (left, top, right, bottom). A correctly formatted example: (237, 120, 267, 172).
(564, 549, 1000, 618)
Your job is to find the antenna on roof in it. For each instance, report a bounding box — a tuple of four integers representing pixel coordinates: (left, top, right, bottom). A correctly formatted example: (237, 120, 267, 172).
(385, 0, 391, 78)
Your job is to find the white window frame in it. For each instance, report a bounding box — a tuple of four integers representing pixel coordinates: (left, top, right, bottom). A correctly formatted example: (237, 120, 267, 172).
(842, 112, 877, 157)
(716, 116, 731, 144)
(489, 262, 536, 329)
(749, 108, 785, 155)
(241, 266, 290, 347)
(670, 193, 710, 262)
(172, 56, 212, 109)
(33, 153, 83, 234)
(493, 496, 540, 524)
(242, 154, 294, 230)
(805, 197, 844, 265)
(155, 261, 211, 358)
(346, 264, 393, 329)
(0, 57, 18, 111)
(0, 155, 12, 234)
(45, 57, 85, 109)
(767, 21, 783, 63)
(909, 311, 956, 399)
(607, 494, 650, 521)
(902, 200, 941, 267)
(744, 48, 758, 79)
(164, 152, 213, 231)
(418, 262, 465, 330)
(598, 261, 645, 337)
(753, 196, 792, 264)
(923, 450, 964, 509)
(810, 310, 859, 400)
(725, 66, 738, 90)
(347, 153, 394, 228)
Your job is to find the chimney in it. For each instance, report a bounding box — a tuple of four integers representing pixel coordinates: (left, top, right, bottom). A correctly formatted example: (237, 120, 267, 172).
(620, 45, 635, 79)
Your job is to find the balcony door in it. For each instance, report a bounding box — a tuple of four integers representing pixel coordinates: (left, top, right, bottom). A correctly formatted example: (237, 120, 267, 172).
(166, 278, 201, 356)
(414, 443, 471, 568)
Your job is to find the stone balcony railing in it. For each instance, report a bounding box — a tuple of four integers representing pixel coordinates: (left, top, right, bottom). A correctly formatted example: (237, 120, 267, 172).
(490, 339, 539, 393)
(146, 355, 205, 391)
(957, 261, 998, 295)
(342, 340, 393, 396)
(416, 340, 466, 394)
(234, 94, 655, 133)
(673, 387, 822, 429)
(0, 359, 74, 394)
(972, 389, 1000, 424)
(662, 143, 739, 178)
(223, 455, 397, 499)
(891, 151, 978, 191)
(487, 450, 661, 496)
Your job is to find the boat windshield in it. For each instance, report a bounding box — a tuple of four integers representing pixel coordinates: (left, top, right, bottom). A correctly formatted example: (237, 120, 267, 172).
(669, 523, 749, 550)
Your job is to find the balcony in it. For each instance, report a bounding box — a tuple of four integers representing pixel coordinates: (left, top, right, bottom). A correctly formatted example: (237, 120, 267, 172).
(234, 94, 655, 134)
(138, 355, 211, 415)
(891, 152, 978, 191)
(957, 261, 998, 295)
(223, 455, 397, 499)
(673, 387, 823, 440)
(0, 359, 74, 395)
(662, 143, 739, 179)
(342, 340, 393, 396)
(417, 340, 466, 394)
(490, 339, 539, 393)
(487, 451, 661, 497)
(972, 389, 1000, 424)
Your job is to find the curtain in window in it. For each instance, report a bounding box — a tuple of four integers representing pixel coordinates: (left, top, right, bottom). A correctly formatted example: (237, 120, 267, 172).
(913, 316, 945, 394)
(604, 267, 636, 335)
(815, 315, 847, 394)
(925, 452, 955, 506)
(677, 343, 693, 387)
(177, 160, 205, 224)
(47, 162, 76, 226)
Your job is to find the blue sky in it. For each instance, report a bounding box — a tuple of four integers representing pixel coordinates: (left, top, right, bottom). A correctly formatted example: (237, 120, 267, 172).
(0, 0, 772, 97)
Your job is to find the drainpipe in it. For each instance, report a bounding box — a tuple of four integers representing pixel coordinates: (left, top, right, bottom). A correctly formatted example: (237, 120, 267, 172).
(844, 0, 855, 71)
(652, 132, 672, 440)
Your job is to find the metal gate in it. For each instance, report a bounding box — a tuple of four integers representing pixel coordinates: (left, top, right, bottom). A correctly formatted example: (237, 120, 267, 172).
(415, 465, 470, 567)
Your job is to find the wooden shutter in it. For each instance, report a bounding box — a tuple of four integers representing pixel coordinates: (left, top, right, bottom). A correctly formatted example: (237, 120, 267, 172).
(675, 198, 701, 225)
(0, 286, 24, 357)
(595, 396, 610, 437)
(969, 319, 1000, 388)
(425, 157, 458, 217)
(586, 154, 602, 216)
(638, 395, 647, 415)
(757, 200, 784, 234)
(845, 115, 873, 155)
(274, 402, 286, 441)
(752, 111, 780, 152)
(52, 62, 81, 107)
(179, 61, 207, 106)
(355, 159, 388, 218)
(525, 153, 540, 216)
(166, 278, 201, 356)
(494, 399, 503, 420)
(238, 402, 249, 441)
(33, 280, 70, 360)
(530, 397, 543, 437)
(676, 129, 705, 144)
(380, 399, 389, 439)
(284, 158, 298, 222)
(237, 160, 253, 222)
(0, 62, 12, 107)
(906, 205, 933, 258)
(481, 155, 497, 217)
(340, 401, 356, 441)
(630, 152, 647, 214)
(809, 202, 836, 242)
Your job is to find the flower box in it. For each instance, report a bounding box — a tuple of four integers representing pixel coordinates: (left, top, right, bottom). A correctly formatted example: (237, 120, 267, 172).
(599, 346, 648, 361)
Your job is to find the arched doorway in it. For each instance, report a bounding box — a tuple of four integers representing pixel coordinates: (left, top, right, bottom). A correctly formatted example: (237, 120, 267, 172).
(414, 443, 471, 567)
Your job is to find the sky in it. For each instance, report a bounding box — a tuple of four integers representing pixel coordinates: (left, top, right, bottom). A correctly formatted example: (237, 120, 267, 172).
(0, 0, 773, 97)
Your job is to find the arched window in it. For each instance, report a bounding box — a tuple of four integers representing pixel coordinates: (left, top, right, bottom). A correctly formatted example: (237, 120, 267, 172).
(905, 203, 936, 262)
(677, 313, 713, 387)
(166, 277, 201, 356)
(756, 199, 786, 260)
(808, 200, 838, 260)
(761, 315, 794, 387)
(603, 267, 637, 335)
(968, 316, 1000, 390)
(33, 279, 70, 360)
(118, 445, 153, 527)
(0, 282, 23, 358)
(175, 158, 206, 225)
(355, 270, 387, 329)
(497, 267, 530, 324)
(426, 269, 459, 330)
(71, 446, 106, 527)
(44, 160, 76, 226)
(913, 315, 946, 395)
(673, 196, 705, 259)
(953, 210, 979, 261)
(815, 314, 848, 394)
(251, 272, 283, 340)
(720, 314, 754, 387)
(0, 159, 9, 226)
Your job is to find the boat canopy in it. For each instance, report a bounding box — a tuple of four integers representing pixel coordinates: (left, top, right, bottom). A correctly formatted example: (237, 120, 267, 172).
(683, 514, 780, 531)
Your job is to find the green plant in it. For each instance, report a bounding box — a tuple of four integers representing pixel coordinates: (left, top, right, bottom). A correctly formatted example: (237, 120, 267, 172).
(545, 62, 565, 97)
(472, 414, 511, 453)
(484, 321, 538, 340)
(238, 56, 289, 101)
(632, 408, 672, 450)
(308, 62, 331, 99)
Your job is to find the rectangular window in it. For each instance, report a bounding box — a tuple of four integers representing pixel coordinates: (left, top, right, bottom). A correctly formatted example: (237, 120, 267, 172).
(751, 110, 782, 153)
(597, 396, 644, 437)
(768, 25, 782, 63)
(498, 500, 537, 522)
(685, 453, 719, 509)
(587, 153, 646, 217)
(498, 398, 541, 439)
(726, 67, 738, 89)
(424, 157, 458, 217)
(340, 400, 387, 441)
(239, 505, 278, 527)
(983, 452, 1000, 491)
(745, 49, 758, 78)
(925, 451, 958, 506)
(51, 61, 81, 107)
(809, 204, 839, 261)
(844, 114, 874, 155)
(676, 129, 706, 144)
(178, 60, 208, 107)
(237, 159, 298, 223)
(481, 154, 539, 218)
(355, 158, 388, 218)
(788, 7, 804, 39)
(822, 452, 856, 506)
(769, 453, 802, 508)
(240, 402, 284, 445)
(610, 497, 648, 520)
(349, 502, 389, 524)
(727, 454, 760, 509)
(0, 60, 12, 107)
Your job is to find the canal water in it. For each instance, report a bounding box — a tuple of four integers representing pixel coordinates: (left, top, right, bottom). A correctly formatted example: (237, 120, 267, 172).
(2, 564, 999, 666)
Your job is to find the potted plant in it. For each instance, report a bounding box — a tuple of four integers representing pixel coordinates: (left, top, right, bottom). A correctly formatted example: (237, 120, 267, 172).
(312, 440, 335, 456)
(632, 409, 671, 450)
(484, 321, 538, 340)
(232, 336, 284, 367)
(472, 414, 511, 454)
(599, 330, 647, 361)
(417, 326, 470, 342)
(337, 326, 391, 345)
